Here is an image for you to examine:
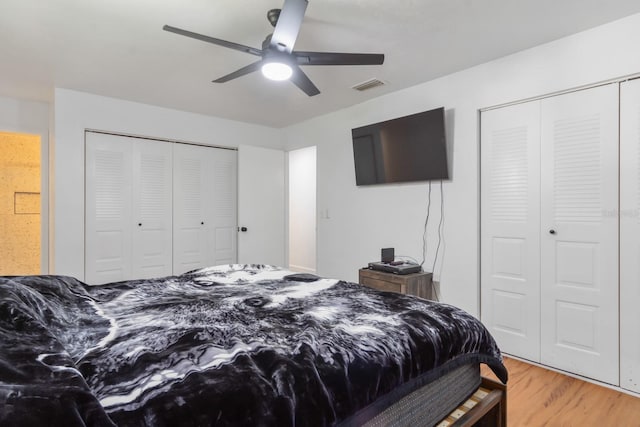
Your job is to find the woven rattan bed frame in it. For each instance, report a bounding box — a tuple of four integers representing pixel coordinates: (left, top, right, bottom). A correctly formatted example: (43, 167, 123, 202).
(346, 363, 506, 427)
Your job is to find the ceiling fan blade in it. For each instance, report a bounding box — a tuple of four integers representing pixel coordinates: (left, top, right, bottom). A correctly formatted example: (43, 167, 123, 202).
(290, 66, 320, 97)
(163, 25, 263, 57)
(270, 0, 308, 53)
(213, 60, 263, 83)
(294, 51, 385, 66)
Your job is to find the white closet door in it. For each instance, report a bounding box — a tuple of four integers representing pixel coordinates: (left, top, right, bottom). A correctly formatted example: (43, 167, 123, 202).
(540, 84, 619, 385)
(209, 148, 238, 265)
(621, 78, 640, 393)
(132, 139, 173, 279)
(480, 101, 541, 362)
(237, 145, 285, 266)
(173, 144, 211, 275)
(85, 133, 133, 284)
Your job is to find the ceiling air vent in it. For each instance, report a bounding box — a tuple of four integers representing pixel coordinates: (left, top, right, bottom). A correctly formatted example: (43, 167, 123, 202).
(352, 78, 386, 92)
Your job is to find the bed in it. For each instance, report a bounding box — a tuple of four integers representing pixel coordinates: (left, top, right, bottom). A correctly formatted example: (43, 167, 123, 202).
(0, 264, 507, 426)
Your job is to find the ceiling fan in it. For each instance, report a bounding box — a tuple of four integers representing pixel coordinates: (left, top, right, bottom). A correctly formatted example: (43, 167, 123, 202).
(163, 0, 384, 97)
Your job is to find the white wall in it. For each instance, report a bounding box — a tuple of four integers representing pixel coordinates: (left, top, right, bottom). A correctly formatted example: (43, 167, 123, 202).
(53, 88, 284, 279)
(282, 13, 640, 316)
(0, 95, 50, 273)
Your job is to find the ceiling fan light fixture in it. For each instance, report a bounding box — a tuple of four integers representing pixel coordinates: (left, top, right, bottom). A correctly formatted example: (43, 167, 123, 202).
(163, 0, 384, 96)
(261, 61, 293, 81)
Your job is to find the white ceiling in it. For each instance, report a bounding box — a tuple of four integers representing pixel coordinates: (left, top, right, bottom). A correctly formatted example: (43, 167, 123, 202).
(2, 0, 640, 128)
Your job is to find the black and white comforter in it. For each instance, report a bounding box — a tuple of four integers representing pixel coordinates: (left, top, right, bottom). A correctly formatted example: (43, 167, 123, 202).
(0, 264, 507, 426)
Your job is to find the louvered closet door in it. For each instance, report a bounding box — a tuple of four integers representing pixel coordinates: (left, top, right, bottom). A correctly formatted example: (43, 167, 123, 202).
(173, 144, 237, 274)
(208, 148, 237, 265)
(621, 78, 640, 393)
(85, 133, 133, 284)
(540, 84, 619, 385)
(173, 144, 210, 275)
(480, 101, 541, 362)
(132, 139, 173, 279)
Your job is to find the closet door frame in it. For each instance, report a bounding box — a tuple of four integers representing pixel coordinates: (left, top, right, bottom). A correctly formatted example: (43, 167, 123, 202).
(620, 78, 640, 393)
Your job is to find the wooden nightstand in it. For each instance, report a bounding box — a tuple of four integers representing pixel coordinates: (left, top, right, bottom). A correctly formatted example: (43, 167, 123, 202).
(358, 268, 434, 299)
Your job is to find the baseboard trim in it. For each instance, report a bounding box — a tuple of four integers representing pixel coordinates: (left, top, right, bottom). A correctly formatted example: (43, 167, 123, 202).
(288, 264, 316, 274)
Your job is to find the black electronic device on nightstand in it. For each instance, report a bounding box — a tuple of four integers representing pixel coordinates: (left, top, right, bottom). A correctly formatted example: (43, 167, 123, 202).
(368, 261, 422, 275)
(381, 247, 394, 263)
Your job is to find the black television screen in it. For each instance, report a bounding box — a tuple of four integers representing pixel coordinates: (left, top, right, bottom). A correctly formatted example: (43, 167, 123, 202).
(351, 107, 448, 185)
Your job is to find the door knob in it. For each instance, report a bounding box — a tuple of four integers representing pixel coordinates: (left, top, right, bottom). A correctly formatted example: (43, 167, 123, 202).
(549, 229, 556, 234)
(240, 226, 248, 232)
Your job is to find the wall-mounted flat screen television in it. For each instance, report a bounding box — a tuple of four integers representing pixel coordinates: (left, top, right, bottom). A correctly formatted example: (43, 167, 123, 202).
(351, 107, 448, 185)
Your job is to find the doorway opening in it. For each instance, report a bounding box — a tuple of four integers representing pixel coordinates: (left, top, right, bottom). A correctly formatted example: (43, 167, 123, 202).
(288, 146, 316, 273)
(0, 131, 41, 275)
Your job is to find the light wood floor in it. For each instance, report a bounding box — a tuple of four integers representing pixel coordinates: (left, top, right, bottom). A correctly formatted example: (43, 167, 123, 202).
(481, 357, 640, 426)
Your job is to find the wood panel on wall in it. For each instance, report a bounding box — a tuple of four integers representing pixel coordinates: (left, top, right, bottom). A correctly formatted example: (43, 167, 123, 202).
(0, 131, 40, 275)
